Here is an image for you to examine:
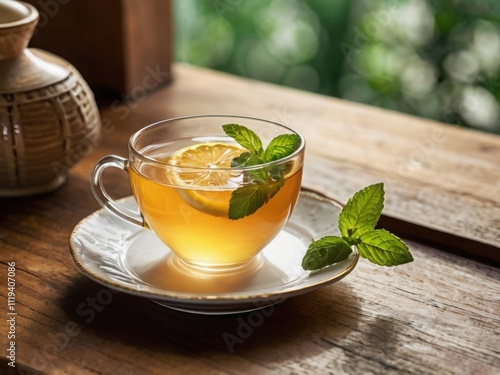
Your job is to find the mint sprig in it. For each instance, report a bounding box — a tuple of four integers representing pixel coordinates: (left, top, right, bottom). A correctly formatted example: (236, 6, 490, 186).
(301, 236, 353, 270)
(338, 182, 384, 242)
(228, 180, 284, 220)
(302, 183, 413, 270)
(222, 124, 301, 220)
(222, 126, 412, 268)
(222, 124, 264, 155)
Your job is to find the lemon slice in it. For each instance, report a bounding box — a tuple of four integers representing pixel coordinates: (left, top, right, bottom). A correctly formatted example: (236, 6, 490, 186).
(167, 142, 246, 216)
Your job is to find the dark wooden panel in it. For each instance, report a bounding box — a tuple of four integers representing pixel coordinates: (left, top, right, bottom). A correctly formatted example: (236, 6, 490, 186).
(23, 0, 172, 95)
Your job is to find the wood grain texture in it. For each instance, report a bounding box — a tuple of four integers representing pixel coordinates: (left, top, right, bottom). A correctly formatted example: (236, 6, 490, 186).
(1, 64, 499, 374)
(1, 215, 499, 374)
(121, 0, 173, 94)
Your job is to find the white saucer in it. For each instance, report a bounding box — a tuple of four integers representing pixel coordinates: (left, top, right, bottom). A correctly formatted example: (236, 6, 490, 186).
(69, 188, 358, 315)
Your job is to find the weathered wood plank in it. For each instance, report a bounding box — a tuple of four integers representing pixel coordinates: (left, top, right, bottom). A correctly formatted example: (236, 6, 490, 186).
(1, 230, 499, 374)
(1, 63, 499, 374)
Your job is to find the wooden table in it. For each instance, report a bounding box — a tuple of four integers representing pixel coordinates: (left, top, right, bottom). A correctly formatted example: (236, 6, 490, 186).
(1, 64, 499, 374)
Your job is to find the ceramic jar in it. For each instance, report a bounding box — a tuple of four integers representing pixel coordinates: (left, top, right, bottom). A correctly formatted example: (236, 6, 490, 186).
(0, 0, 101, 196)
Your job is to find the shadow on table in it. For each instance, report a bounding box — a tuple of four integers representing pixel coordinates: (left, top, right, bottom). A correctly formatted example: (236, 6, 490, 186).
(58, 275, 400, 369)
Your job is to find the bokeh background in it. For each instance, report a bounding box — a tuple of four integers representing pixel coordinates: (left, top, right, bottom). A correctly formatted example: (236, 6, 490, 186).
(173, 0, 500, 134)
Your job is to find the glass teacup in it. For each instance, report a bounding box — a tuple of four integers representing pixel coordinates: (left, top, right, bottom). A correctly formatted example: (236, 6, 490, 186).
(91, 115, 305, 272)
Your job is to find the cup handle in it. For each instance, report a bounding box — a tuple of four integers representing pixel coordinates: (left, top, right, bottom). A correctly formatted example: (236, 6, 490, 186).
(90, 155, 144, 227)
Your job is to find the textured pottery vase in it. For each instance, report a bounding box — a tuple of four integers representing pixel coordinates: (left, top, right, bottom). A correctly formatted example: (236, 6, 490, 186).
(0, 0, 101, 197)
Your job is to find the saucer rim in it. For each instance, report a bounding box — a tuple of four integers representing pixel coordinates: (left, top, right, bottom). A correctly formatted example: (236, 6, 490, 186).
(68, 188, 358, 306)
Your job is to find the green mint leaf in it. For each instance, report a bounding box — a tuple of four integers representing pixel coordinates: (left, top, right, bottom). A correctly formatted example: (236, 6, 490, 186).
(222, 124, 264, 155)
(231, 152, 263, 168)
(228, 180, 284, 220)
(223, 124, 302, 220)
(300, 182, 413, 270)
(357, 229, 414, 266)
(302, 236, 353, 270)
(338, 182, 384, 240)
(264, 134, 301, 162)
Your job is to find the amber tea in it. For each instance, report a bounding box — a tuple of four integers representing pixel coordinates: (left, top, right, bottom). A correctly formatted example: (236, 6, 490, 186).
(129, 139, 303, 268)
(91, 115, 305, 272)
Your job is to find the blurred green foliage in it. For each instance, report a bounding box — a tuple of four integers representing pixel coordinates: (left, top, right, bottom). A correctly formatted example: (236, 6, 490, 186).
(174, 0, 500, 134)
